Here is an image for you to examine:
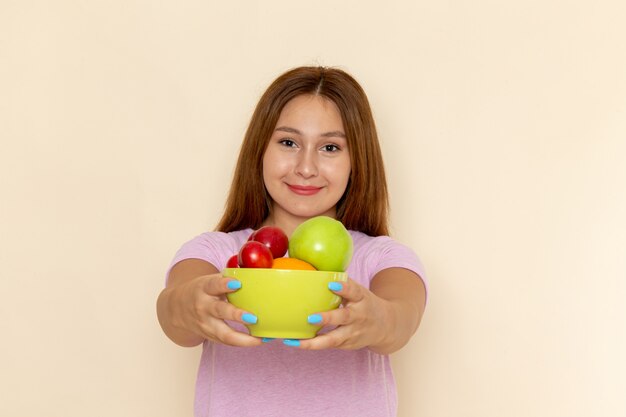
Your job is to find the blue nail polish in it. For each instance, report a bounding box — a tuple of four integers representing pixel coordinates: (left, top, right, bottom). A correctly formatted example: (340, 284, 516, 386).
(241, 313, 257, 324)
(283, 339, 300, 347)
(262, 338, 274, 343)
(307, 314, 322, 324)
(227, 280, 241, 290)
(328, 282, 343, 292)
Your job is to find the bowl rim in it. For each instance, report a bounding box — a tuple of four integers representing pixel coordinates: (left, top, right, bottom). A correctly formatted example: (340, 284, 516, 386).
(221, 267, 348, 277)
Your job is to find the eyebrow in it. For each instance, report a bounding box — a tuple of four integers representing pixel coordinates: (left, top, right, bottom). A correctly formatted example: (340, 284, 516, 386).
(275, 126, 346, 138)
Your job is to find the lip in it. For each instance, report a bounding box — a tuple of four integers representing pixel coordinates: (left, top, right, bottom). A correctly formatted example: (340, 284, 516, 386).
(287, 184, 323, 196)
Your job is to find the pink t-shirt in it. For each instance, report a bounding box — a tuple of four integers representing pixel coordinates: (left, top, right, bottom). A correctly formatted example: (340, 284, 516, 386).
(167, 229, 427, 417)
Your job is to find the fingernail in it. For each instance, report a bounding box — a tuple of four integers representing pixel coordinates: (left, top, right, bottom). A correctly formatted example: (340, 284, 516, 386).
(227, 280, 241, 290)
(262, 338, 274, 343)
(283, 339, 300, 347)
(328, 282, 343, 292)
(241, 313, 257, 324)
(307, 314, 323, 324)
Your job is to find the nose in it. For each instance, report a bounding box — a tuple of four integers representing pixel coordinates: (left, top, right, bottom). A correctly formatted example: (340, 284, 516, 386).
(295, 149, 318, 178)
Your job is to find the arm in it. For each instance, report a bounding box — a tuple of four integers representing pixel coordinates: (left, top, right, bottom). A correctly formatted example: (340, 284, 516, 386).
(298, 267, 426, 354)
(156, 258, 262, 348)
(368, 268, 426, 353)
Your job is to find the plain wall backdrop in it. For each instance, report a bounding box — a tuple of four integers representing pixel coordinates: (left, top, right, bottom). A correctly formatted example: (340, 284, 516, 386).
(1, 1, 625, 416)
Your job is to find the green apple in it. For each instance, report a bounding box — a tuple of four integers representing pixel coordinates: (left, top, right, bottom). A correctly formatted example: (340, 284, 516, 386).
(288, 216, 353, 272)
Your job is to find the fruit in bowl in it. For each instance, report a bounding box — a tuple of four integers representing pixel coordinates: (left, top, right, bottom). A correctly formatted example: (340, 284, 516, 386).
(248, 226, 289, 258)
(271, 257, 316, 271)
(237, 241, 273, 268)
(223, 268, 347, 339)
(288, 216, 353, 272)
(223, 217, 353, 338)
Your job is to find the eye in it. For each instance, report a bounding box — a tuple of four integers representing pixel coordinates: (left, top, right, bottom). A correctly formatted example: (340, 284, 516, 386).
(321, 144, 340, 152)
(279, 139, 298, 148)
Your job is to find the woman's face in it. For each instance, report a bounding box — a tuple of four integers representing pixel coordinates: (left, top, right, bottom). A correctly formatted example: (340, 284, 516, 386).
(262, 94, 351, 228)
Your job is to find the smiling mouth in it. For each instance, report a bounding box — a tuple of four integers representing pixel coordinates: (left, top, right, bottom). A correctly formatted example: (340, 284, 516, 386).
(287, 184, 323, 196)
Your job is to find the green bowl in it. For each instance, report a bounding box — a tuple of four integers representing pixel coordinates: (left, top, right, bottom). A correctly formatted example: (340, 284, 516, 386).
(222, 268, 347, 339)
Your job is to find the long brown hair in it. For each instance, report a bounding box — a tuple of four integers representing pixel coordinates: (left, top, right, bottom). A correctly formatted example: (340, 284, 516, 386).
(216, 66, 389, 236)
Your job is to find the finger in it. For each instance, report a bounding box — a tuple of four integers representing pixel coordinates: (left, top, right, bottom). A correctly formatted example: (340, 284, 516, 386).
(199, 320, 263, 347)
(328, 278, 365, 303)
(282, 339, 301, 347)
(307, 307, 352, 327)
(301, 327, 368, 351)
(325, 307, 354, 327)
(299, 328, 349, 350)
(219, 329, 264, 347)
(202, 275, 242, 296)
(209, 299, 258, 325)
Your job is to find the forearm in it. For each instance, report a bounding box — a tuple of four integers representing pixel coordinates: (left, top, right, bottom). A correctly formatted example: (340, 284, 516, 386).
(368, 269, 426, 355)
(156, 259, 220, 347)
(368, 296, 423, 354)
(157, 286, 205, 347)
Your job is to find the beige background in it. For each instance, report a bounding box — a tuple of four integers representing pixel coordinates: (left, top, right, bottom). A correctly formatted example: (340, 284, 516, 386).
(1, 1, 625, 416)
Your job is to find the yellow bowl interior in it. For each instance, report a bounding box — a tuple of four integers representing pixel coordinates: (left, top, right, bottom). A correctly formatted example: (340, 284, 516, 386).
(223, 268, 347, 339)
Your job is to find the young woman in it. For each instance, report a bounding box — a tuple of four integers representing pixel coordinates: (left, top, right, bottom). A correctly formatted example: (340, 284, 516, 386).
(157, 66, 427, 417)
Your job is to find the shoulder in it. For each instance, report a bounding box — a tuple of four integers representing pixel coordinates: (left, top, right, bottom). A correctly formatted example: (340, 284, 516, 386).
(347, 230, 426, 285)
(183, 229, 252, 250)
(170, 229, 254, 270)
(350, 231, 417, 259)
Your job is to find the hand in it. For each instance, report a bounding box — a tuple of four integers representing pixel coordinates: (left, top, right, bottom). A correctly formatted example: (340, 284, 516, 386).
(166, 273, 263, 347)
(296, 278, 392, 351)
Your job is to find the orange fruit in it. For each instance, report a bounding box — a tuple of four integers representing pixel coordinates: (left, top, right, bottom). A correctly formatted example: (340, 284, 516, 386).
(272, 257, 317, 271)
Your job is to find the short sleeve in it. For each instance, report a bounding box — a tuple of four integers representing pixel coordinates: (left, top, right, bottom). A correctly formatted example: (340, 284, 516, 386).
(349, 232, 428, 303)
(164, 230, 252, 285)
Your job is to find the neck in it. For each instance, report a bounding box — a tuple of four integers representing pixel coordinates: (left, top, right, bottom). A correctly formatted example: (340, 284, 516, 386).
(262, 206, 337, 237)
